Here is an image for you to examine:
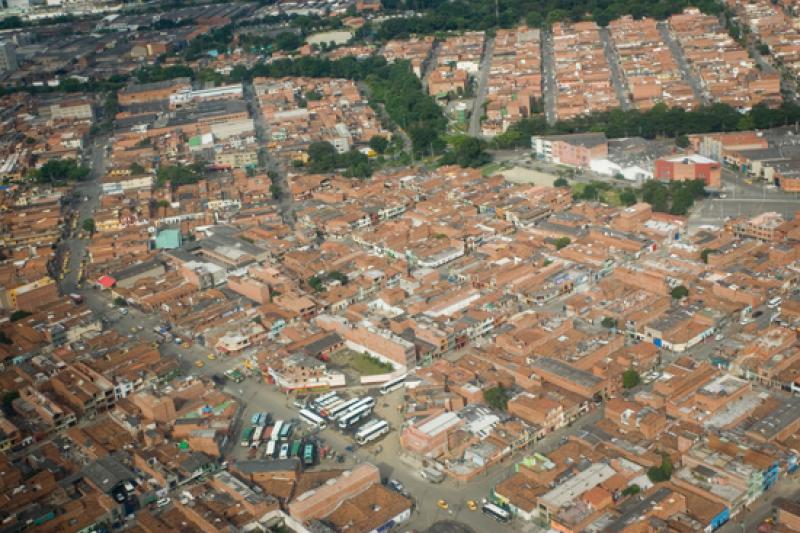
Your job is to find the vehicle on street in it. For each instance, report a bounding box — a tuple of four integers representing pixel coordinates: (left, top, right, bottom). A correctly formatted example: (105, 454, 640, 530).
(467, 500, 478, 511)
(279, 443, 289, 459)
(194, 360, 204, 368)
(482, 503, 511, 523)
(156, 498, 171, 508)
(437, 500, 448, 510)
(387, 479, 405, 493)
(207, 354, 216, 360)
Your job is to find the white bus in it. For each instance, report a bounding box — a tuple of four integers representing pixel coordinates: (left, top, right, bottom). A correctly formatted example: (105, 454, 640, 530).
(482, 503, 511, 523)
(265, 440, 276, 458)
(312, 392, 337, 409)
(380, 374, 407, 395)
(338, 404, 374, 429)
(299, 409, 327, 430)
(336, 397, 376, 420)
(320, 399, 344, 415)
(355, 419, 390, 444)
(271, 420, 284, 442)
(326, 398, 361, 420)
(251, 426, 263, 447)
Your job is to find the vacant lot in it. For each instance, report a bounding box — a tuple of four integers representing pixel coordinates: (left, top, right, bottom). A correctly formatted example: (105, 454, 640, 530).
(333, 349, 393, 375)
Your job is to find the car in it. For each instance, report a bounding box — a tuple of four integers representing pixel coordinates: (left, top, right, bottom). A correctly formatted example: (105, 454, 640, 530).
(466, 500, 478, 511)
(130, 327, 137, 333)
(387, 479, 405, 493)
(207, 353, 216, 360)
(437, 500, 449, 510)
(714, 333, 724, 341)
(156, 497, 171, 508)
(279, 443, 289, 459)
(194, 360, 205, 368)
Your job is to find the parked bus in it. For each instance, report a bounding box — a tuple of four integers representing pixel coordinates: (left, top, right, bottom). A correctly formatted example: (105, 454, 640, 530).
(265, 440, 276, 458)
(336, 397, 375, 420)
(251, 426, 263, 447)
(290, 440, 302, 457)
(482, 503, 511, 523)
(338, 404, 373, 429)
(311, 392, 337, 409)
(302, 443, 315, 466)
(279, 422, 292, 440)
(380, 374, 407, 395)
(262, 426, 273, 442)
(240, 427, 254, 447)
(355, 419, 390, 445)
(250, 412, 262, 425)
(299, 409, 327, 430)
(326, 398, 361, 420)
(271, 420, 284, 442)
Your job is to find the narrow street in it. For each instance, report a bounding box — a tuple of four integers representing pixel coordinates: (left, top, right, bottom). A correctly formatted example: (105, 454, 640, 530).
(468, 36, 494, 138)
(243, 81, 295, 225)
(599, 28, 632, 111)
(657, 21, 708, 105)
(541, 29, 557, 125)
(421, 40, 441, 92)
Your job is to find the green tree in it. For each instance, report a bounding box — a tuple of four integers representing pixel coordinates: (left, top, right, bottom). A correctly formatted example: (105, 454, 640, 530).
(601, 317, 617, 329)
(270, 184, 283, 200)
(619, 188, 637, 206)
(308, 275, 324, 292)
(671, 285, 689, 300)
(669, 187, 695, 215)
(622, 484, 641, 496)
(327, 271, 349, 285)
(113, 297, 127, 307)
(700, 248, 717, 264)
(369, 135, 389, 154)
(82, 218, 95, 234)
(622, 369, 641, 389)
(129, 162, 146, 174)
(554, 237, 571, 250)
(647, 455, 673, 483)
(553, 177, 569, 188)
(483, 386, 510, 411)
(308, 141, 338, 172)
(2, 390, 19, 408)
(676, 134, 690, 148)
(10, 310, 32, 321)
(641, 181, 669, 212)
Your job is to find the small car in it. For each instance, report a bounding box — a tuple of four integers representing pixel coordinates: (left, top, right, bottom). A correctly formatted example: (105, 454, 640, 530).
(466, 500, 478, 511)
(207, 353, 216, 360)
(437, 499, 448, 510)
(194, 360, 205, 368)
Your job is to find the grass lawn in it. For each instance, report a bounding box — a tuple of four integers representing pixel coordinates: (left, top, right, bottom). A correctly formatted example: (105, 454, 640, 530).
(333, 349, 394, 375)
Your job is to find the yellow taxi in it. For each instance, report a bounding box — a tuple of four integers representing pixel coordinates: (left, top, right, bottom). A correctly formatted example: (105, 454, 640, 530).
(194, 360, 205, 368)
(437, 500, 448, 510)
(466, 500, 477, 511)
(207, 353, 216, 360)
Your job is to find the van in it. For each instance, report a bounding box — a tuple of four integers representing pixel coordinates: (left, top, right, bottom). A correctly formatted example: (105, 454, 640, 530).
(767, 297, 782, 309)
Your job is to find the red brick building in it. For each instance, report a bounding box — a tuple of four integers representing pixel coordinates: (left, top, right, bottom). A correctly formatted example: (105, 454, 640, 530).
(654, 154, 721, 189)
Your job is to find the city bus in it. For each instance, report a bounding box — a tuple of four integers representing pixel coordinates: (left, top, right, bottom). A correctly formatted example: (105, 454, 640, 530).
(355, 419, 390, 445)
(336, 397, 375, 420)
(299, 409, 327, 430)
(481, 503, 511, 523)
(251, 412, 262, 425)
(279, 422, 292, 440)
(325, 398, 361, 420)
(302, 443, 315, 466)
(240, 427, 254, 447)
(311, 392, 337, 409)
(290, 440, 302, 457)
(265, 440, 276, 458)
(338, 404, 374, 429)
(262, 426, 273, 443)
(380, 374, 407, 395)
(271, 420, 284, 442)
(251, 426, 263, 447)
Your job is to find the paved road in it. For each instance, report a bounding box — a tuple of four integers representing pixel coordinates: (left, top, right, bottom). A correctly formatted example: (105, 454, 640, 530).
(468, 36, 494, 138)
(58, 134, 108, 294)
(244, 80, 295, 225)
(421, 40, 441, 91)
(599, 27, 632, 111)
(541, 30, 557, 125)
(658, 22, 708, 105)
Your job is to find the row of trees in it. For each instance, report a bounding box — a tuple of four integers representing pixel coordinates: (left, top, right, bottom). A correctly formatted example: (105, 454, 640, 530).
(640, 178, 706, 215)
(496, 102, 800, 149)
(375, 0, 720, 40)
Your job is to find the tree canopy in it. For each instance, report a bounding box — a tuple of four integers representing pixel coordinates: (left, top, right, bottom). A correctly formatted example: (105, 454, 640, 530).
(484, 386, 511, 411)
(622, 369, 641, 389)
(29, 159, 90, 184)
